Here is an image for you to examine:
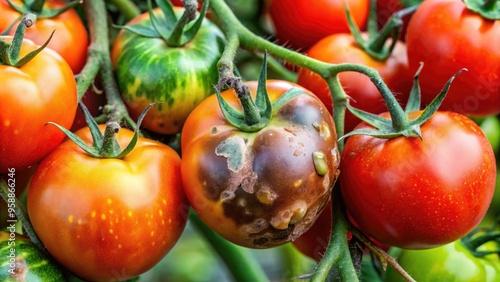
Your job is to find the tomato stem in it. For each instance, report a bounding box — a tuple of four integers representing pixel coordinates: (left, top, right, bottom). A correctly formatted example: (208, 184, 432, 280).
(81, 0, 136, 129)
(107, 0, 141, 21)
(0, 179, 47, 255)
(189, 211, 269, 282)
(311, 185, 359, 281)
(350, 227, 417, 282)
(166, 0, 198, 47)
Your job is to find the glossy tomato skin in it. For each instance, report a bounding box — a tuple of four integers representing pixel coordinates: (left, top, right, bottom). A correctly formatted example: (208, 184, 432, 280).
(27, 125, 189, 281)
(297, 33, 412, 133)
(0, 0, 89, 74)
(0, 38, 77, 173)
(269, 0, 370, 50)
(384, 240, 500, 281)
(111, 8, 225, 134)
(181, 80, 340, 248)
(406, 0, 500, 116)
(341, 111, 497, 249)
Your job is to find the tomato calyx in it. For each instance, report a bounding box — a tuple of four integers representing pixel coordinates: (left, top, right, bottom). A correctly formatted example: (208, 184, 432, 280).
(345, 0, 417, 61)
(0, 13, 54, 67)
(5, 0, 82, 18)
(115, 0, 208, 47)
(461, 226, 500, 257)
(215, 53, 303, 132)
(463, 0, 500, 20)
(47, 102, 154, 158)
(340, 64, 466, 140)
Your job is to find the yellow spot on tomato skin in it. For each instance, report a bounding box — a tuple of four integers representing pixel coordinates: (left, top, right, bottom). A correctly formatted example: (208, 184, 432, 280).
(109, 229, 113, 234)
(4, 120, 10, 126)
(101, 214, 106, 220)
(162, 199, 167, 205)
(150, 231, 155, 237)
(118, 244, 122, 249)
(68, 215, 74, 223)
(77, 219, 83, 225)
(107, 198, 112, 205)
(128, 211, 133, 217)
(161, 220, 165, 225)
(91, 211, 96, 218)
(159, 210, 163, 216)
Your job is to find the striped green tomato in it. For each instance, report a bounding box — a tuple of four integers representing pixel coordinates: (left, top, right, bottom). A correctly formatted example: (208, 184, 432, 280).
(0, 232, 64, 281)
(111, 7, 225, 134)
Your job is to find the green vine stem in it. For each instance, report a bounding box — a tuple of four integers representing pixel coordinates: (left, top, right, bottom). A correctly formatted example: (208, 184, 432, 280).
(350, 227, 416, 282)
(0, 178, 46, 254)
(189, 211, 269, 282)
(80, 0, 136, 129)
(107, 0, 141, 21)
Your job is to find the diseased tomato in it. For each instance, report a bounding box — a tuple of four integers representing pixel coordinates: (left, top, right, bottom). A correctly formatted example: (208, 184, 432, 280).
(0, 0, 89, 74)
(27, 125, 189, 281)
(0, 36, 77, 173)
(341, 111, 497, 249)
(181, 80, 340, 248)
(269, 0, 370, 50)
(297, 32, 412, 133)
(111, 6, 225, 134)
(406, 0, 500, 116)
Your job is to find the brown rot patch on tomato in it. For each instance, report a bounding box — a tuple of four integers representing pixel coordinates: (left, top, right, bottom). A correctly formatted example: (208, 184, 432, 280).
(10, 258, 28, 281)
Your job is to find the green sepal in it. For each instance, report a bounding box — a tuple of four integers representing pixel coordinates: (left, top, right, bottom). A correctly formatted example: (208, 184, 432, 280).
(404, 62, 423, 113)
(181, 0, 209, 45)
(46, 103, 156, 159)
(122, 0, 205, 47)
(5, 0, 82, 19)
(409, 68, 466, 125)
(345, 0, 419, 61)
(463, 0, 500, 20)
(0, 13, 54, 68)
(271, 87, 303, 116)
(148, 0, 174, 40)
(255, 52, 272, 120)
(340, 66, 465, 141)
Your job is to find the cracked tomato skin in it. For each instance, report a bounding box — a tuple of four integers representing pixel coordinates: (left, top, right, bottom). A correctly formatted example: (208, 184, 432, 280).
(341, 111, 497, 249)
(0, 37, 77, 173)
(27, 125, 189, 281)
(181, 80, 340, 248)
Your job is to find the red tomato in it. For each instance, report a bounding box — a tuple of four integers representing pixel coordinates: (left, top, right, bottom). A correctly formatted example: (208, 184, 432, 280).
(0, 37, 77, 173)
(181, 80, 340, 248)
(340, 111, 497, 249)
(297, 33, 412, 133)
(269, 0, 370, 50)
(406, 0, 500, 116)
(0, 0, 89, 73)
(27, 125, 189, 281)
(376, 0, 418, 41)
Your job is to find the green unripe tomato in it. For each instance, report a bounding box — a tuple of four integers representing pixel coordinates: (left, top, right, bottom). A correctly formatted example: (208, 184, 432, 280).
(111, 7, 225, 134)
(384, 240, 500, 282)
(0, 232, 64, 281)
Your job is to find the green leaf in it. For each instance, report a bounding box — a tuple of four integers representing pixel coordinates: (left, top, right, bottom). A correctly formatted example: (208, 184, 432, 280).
(155, 0, 178, 26)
